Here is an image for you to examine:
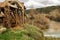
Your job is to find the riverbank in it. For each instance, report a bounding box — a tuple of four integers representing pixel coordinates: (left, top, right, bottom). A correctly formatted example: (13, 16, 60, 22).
(0, 24, 60, 40)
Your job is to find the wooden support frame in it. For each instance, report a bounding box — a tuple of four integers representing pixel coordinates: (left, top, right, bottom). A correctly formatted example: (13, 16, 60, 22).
(0, 0, 25, 28)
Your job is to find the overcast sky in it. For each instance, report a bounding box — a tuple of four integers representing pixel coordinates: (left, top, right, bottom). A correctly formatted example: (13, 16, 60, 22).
(0, 0, 60, 9)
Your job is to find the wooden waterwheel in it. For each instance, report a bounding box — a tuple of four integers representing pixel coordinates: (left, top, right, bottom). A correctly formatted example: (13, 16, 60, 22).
(0, 0, 25, 28)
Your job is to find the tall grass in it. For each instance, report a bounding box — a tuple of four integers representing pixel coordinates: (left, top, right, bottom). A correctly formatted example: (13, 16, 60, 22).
(0, 24, 60, 40)
(0, 24, 43, 40)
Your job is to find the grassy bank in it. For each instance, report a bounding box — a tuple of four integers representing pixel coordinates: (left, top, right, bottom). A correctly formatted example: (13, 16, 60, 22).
(0, 24, 60, 40)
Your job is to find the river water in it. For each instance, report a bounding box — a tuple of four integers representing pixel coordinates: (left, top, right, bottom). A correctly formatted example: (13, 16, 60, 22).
(44, 21, 60, 38)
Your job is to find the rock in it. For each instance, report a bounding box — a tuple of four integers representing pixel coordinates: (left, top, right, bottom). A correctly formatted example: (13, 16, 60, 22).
(0, 27, 6, 34)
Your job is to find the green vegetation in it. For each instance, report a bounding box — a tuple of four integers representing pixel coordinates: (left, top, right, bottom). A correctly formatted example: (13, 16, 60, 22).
(36, 6, 60, 13)
(25, 6, 60, 13)
(0, 24, 43, 40)
(0, 24, 60, 40)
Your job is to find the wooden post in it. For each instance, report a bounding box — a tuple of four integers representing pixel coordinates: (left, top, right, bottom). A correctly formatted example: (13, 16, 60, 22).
(21, 3, 24, 27)
(16, 1, 25, 27)
(4, 3, 11, 28)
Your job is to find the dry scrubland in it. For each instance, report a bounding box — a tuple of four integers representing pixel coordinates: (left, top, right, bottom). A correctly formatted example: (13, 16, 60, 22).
(25, 6, 60, 30)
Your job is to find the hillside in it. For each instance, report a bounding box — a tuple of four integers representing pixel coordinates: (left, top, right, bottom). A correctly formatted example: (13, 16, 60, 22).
(25, 6, 60, 30)
(25, 6, 60, 13)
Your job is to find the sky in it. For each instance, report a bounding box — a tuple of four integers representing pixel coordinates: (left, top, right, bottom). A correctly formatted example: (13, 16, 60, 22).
(19, 0, 60, 9)
(0, 0, 60, 9)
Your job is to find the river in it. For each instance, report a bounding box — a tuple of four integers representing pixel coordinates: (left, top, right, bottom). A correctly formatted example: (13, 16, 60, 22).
(44, 21, 60, 38)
